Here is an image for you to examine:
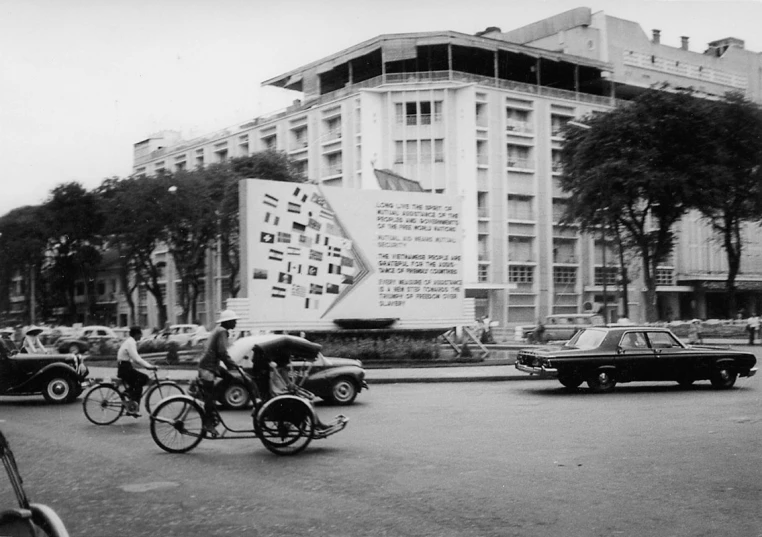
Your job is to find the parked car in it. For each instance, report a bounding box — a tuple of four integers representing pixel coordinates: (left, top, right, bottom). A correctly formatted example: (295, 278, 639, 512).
(515, 325, 757, 392)
(515, 313, 606, 343)
(55, 325, 121, 354)
(216, 334, 368, 409)
(192, 327, 245, 348)
(153, 324, 208, 347)
(0, 338, 90, 403)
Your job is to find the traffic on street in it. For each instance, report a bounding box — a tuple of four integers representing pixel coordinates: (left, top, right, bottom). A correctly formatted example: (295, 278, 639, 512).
(1, 377, 760, 537)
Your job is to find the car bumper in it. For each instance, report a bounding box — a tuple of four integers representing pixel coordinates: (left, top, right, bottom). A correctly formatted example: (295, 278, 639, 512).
(515, 363, 558, 377)
(744, 367, 757, 378)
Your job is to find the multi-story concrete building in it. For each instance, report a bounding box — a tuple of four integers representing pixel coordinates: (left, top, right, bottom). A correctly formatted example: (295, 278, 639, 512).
(132, 7, 762, 329)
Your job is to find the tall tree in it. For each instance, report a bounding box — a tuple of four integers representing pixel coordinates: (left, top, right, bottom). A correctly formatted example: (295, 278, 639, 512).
(96, 176, 172, 326)
(163, 170, 219, 323)
(42, 183, 103, 324)
(689, 92, 762, 317)
(560, 88, 714, 322)
(0, 205, 48, 323)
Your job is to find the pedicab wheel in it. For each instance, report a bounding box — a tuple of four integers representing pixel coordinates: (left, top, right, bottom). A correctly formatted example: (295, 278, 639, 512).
(144, 381, 185, 415)
(150, 396, 205, 453)
(254, 396, 315, 456)
(82, 384, 125, 425)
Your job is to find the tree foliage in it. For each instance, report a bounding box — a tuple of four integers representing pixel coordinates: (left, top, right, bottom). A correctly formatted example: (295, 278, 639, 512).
(688, 92, 762, 316)
(0, 205, 48, 321)
(560, 88, 717, 321)
(97, 175, 171, 326)
(42, 183, 104, 324)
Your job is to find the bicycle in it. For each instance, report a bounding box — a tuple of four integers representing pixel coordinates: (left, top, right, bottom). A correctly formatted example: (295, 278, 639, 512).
(149, 335, 348, 456)
(82, 369, 185, 425)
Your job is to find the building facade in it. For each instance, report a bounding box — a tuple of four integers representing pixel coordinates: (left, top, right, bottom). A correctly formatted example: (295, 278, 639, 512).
(132, 7, 762, 329)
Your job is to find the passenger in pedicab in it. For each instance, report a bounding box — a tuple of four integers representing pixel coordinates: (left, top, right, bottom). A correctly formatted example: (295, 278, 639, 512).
(249, 334, 322, 400)
(248, 334, 337, 432)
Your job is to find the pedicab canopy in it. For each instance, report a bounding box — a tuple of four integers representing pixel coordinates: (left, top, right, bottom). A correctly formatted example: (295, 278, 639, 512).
(251, 334, 322, 367)
(238, 179, 472, 332)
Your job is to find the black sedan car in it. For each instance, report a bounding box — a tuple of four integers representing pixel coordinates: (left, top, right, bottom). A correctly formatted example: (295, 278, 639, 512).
(0, 339, 89, 403)
(215, 335, 367, 409)
(515, 325, 757, 392)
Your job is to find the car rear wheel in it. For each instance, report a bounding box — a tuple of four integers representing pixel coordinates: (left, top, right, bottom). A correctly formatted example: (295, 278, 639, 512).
(43, 377, 75, 404)
(328, 377, 358, 405)
(558, 376, 583, 389)
(222, 383, 251, 409)
(587, 370, 616, 393)
(710, 366, 737, 389)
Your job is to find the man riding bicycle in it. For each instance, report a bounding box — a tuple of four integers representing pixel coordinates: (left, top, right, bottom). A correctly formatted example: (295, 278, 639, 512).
(117, 326, 157, 416)
(197, 310, 239, 435)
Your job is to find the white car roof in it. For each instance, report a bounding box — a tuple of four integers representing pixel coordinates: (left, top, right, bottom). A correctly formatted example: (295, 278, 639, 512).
(227, 334, 286, 363)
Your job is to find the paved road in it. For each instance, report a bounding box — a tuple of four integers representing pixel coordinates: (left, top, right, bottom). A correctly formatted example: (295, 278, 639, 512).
(1, 378, 760, 536)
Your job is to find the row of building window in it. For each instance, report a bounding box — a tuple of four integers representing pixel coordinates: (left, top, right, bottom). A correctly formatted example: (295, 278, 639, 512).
(492, 265, 675, 286)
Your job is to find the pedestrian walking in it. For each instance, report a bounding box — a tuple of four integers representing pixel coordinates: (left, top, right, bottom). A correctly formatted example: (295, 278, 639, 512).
(747, 314, 760, 345)
(688, 319, 703, 345)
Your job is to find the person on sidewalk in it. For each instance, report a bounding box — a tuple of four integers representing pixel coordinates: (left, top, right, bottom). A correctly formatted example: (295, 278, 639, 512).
(197, 309, 240, 436)
(747, 314, 760, 345)
(688, 319, 703, 345)
(117, 326, 157, 417)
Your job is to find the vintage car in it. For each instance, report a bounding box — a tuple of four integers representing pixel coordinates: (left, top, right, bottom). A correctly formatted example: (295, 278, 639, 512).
(515, 325, 757, 392)
(55, 325, 122, 354)
(215, 334, 367, 409)
(515, 313, 606, 343)
(152, 324, 208, 347)
(0, 339, 89, 403)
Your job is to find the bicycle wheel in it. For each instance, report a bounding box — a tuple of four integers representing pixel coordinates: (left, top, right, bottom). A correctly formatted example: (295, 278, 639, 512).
(150, 396, 205, 453)
(254, 395, 315, 456)
(82, 384, 125, 425)
(144, 381, 185, 415)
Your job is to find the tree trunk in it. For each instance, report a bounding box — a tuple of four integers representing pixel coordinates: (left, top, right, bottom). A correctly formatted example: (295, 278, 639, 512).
(723, 219, 742, 318)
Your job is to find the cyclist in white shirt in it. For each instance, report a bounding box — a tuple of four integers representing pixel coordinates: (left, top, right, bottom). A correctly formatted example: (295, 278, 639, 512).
(117, 326, 156, 416)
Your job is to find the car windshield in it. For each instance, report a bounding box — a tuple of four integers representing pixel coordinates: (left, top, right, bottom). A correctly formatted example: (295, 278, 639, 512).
(565, 328, 606, 350)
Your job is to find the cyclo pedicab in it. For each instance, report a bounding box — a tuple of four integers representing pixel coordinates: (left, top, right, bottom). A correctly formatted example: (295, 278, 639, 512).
(149, 334, 349, 456)
(1, 429, 70, 537)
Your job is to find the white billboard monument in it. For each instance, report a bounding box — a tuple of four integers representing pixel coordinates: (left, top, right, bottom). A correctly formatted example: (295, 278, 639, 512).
(237, 179, 470, 331)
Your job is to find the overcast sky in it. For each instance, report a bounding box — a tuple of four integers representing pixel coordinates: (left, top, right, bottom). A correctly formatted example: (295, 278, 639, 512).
(2, 0, 760, 217)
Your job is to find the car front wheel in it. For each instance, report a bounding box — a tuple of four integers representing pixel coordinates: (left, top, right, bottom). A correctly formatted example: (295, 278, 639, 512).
(222, 383, 251, 409)
(67, 343, 83, 354)
(558, 376, 583, 389)
(328, 377, 358, 405)
(43, 377, 75, 404)
(587, 370, 616, 393)
(710, 366, 737, 389)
